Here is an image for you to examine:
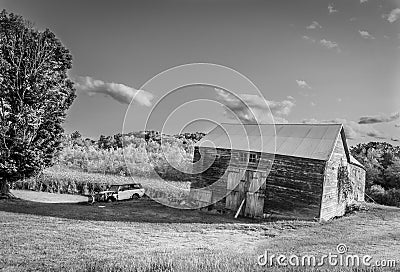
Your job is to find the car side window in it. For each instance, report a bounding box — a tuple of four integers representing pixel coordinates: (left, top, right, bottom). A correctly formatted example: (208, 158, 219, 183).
(133, 184, 141, 189)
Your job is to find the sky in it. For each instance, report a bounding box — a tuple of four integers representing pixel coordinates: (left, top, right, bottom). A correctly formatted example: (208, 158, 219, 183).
(1, 0, 400, 146)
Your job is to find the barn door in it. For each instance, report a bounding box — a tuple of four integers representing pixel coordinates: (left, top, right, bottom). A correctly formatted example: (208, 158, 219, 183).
(226, 169, 266, 217)
(244, 171, 266, 218)
(225, 169, 247, 214)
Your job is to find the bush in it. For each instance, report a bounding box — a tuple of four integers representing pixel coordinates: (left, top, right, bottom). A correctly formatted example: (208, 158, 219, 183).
(386, 188, 400, 206)
(367, 185, 400, 207)
(345, 202, 368, 214)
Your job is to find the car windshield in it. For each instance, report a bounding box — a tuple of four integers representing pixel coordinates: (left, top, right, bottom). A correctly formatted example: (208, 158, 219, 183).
(109, 185, 119, 192)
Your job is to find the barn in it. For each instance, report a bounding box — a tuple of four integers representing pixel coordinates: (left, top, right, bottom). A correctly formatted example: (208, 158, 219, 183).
(190, 123, 366, 221)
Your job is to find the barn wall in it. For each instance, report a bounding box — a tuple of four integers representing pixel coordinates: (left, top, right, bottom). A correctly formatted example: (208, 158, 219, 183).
(191, 147, 231, 207)
(349, 164, 366, 202)
(263, 155, 325, 220)
(191, 146, 325, 219)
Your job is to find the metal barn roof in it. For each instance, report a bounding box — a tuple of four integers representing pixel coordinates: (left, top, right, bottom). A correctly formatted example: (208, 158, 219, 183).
(195, 123, 344, 161)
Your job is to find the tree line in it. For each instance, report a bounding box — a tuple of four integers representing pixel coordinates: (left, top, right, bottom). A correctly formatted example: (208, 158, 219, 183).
(351, 142, 400, 206)
(68, 130, 205, 150)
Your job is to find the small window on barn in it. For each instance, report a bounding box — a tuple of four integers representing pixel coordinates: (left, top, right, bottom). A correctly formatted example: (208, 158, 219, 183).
(239, 152, 248, 163)
(249, 153, 260, 164)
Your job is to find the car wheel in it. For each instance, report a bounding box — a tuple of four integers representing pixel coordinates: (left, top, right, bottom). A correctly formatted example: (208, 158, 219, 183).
(131, 194, 140, 199)
(88, 195, 95, 204)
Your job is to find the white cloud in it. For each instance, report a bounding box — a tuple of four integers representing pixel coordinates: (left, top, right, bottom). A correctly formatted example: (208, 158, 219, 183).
(307, 21, 322, 29)
(328, 4, 338, 14)
(384, 8, 400, 23)
(215, 88, 295, 124)
(296, 80, 312, 89)
(349, 17, 357, 21)
(337, 98, 342, 102)
(358, 112, 400, 124)
(359, 30, 375, 39)
(286, 95, 295, 100)
(310, 102, 316, 107)
(320, 39, 338, 49)
(74, 76, 154, 106)
(301, 112, 400, 141)
(302, 35, 316, 43)
(320, 39, 340, 52)
(301, 118, 387, 140)
(360, 0, 368, 3)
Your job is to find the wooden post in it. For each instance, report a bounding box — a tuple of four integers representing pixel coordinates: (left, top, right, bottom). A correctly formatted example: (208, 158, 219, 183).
(234, 199, 245, 218)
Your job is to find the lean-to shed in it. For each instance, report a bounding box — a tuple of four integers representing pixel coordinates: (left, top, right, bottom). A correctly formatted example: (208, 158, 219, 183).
(190, 123, 366, 221)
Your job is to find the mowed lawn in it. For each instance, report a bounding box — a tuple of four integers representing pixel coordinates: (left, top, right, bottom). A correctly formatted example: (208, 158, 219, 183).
(11, 190, 88, 203)
(0, 192, 399, 272)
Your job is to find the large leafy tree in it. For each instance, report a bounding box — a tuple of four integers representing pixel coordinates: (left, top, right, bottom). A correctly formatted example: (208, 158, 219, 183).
(0, 10, 76, 197)
(351, 142, 400, 190)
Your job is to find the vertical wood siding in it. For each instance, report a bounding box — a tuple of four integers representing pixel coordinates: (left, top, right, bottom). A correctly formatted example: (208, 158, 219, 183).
(349, 164, 366, 202)
(319, 134, 366, 221)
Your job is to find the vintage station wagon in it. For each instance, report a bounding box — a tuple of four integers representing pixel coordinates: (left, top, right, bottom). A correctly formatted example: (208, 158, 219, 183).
(89, 183, 145, 203)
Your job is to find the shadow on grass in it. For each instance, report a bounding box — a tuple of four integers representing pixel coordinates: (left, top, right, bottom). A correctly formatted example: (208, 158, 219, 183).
(0, 197, 263, 224)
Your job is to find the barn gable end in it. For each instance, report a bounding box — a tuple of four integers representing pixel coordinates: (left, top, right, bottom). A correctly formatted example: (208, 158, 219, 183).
(320, 127, 367, 221)
(320, 128, 349, 220)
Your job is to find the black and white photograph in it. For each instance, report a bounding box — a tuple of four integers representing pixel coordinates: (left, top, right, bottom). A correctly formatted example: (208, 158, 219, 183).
(0, 0, 400, 271)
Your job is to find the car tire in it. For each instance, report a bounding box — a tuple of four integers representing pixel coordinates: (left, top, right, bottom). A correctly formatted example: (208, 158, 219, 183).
(131, 194, 140, 199)
(88, 195, 95, 204)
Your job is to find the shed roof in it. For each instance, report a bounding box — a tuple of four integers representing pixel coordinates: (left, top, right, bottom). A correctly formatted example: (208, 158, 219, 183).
(195, 123, 344, 161)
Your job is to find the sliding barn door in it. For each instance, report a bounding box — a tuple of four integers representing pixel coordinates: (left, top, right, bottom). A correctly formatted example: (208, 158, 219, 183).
(226, 169, 266, 217)
(225, 168, 247, 214)
(244, 171, 267, 218)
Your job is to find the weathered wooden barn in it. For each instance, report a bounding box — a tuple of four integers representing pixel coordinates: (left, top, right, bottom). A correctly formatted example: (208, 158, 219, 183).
(190, 123, 366, 221)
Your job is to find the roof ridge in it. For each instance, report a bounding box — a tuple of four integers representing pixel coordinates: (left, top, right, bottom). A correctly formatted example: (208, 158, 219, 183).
(219, 123, 343, 126)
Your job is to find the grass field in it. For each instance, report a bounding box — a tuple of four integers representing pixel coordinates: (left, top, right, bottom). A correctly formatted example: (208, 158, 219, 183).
(0, 191, 400, 272)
